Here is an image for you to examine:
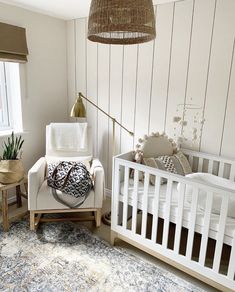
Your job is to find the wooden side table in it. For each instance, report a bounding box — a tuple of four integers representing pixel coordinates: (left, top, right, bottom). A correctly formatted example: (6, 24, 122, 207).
(0, 176, 28, 232)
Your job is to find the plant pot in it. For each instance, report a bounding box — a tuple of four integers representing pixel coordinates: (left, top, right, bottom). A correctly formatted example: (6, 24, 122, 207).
(0, 159, 24, 184)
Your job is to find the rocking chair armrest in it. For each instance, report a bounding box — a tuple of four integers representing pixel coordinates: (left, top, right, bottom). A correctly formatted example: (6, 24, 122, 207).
(90, 158, 103, 174)
(91, 158, 105, 208)
(28, 157, 47, 210)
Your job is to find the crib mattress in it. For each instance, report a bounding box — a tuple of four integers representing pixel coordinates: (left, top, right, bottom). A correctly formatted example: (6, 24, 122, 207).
(119, 179, 235, 245)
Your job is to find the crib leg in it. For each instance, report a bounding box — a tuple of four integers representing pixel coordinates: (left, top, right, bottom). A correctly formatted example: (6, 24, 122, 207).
(95, 209, 102, 227)
(110, 230, 118, 246)
(30, 211, 35, 231)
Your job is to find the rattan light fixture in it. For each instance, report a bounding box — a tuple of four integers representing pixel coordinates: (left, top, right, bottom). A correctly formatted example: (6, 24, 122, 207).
(87, 0, 156, 45)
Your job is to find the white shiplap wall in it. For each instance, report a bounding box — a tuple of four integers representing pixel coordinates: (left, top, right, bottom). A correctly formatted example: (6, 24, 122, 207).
(67, 0, 235, 189)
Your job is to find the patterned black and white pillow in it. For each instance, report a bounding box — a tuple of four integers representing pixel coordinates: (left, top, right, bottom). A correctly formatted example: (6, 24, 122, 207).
(143, 151, 192, 185)
(157, 155, 177, 174)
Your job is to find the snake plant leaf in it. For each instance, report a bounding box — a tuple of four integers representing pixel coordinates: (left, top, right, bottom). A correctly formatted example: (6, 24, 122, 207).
(15, 137, 19, 149)
(19, 140, 24, 150)
(11, 131, 14, 144)
(1, 132, 24, 160)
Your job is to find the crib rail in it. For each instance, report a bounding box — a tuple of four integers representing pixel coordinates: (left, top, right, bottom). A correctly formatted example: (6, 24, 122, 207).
(111, 152, 235, 291)
(182, 148, 235, 181)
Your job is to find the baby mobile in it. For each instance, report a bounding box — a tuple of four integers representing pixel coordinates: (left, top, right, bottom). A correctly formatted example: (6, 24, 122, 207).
(173, 102, 205, 147)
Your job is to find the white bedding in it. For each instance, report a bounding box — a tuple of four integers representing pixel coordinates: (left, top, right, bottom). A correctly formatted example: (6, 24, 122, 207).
(181, 173, 235, 218)
(119, 179, 235, 244)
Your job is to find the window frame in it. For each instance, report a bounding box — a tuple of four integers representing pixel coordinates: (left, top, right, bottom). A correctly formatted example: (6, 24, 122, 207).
(0, 61, 23, 134)
(0, 62, 12, 130)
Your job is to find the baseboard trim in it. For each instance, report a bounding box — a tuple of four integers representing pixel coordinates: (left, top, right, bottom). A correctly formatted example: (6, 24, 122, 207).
(105, 188, 112, 197)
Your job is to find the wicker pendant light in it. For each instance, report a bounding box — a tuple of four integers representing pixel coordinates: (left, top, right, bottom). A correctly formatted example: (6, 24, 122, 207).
(87, 0, 156, 45)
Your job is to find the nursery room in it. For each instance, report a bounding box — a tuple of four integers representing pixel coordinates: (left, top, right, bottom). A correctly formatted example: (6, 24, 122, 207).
(0, 0, 235, 291)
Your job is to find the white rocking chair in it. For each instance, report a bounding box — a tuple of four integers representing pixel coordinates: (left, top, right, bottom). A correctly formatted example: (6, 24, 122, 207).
(28, 123, 104, 230)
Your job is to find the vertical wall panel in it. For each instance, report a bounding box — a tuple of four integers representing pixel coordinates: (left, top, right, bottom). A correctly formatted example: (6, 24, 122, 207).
(200, 0, 235, 154)
(134, 40, 154, 145)
(165, 0, 194, 140)
(86, 36, 98, 157)
(97, 44, 110, 182)
(75, 18, 86, 103)
(108, 45, 124, 188)
(220, 39, 235, 157)
(149, 2, 174, 134)
(67, 20, 76, 117)
(68, 1, 235, 191)
(181, 0, 216, 151)
(120, 45, 138, 153)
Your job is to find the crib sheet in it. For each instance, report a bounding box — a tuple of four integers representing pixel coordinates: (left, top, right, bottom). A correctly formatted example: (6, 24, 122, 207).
(119, 179, 235, 245)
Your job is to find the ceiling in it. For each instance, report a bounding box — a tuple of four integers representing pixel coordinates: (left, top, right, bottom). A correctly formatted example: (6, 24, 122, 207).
(0, 0, 180, 20)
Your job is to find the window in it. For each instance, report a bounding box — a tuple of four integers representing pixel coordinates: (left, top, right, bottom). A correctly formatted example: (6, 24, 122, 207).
(0, 61, 23, 133)
(0, 62, 10, 128)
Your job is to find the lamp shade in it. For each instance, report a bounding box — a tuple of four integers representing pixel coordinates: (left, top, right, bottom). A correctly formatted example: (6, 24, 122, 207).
(70, 96, 86, 118)
(87, 0, 156, 45)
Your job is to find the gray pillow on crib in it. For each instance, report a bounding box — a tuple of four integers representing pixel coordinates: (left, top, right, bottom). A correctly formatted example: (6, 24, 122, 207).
(143, 151, 192, 185)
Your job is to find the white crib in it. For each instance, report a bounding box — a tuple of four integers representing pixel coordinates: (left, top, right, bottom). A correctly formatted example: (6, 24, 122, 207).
(111, 149, 235, 291)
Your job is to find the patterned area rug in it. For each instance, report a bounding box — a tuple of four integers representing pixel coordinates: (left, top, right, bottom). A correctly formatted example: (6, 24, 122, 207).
(0, 220, 205, 292)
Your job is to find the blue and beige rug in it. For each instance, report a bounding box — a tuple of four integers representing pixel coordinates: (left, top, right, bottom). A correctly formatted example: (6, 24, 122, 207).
(0, 220, 205, 291)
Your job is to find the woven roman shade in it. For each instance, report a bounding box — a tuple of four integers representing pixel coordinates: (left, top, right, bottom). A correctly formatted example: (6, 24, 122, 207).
(0, 22, 28, 63)
(88, 0, 156, 45)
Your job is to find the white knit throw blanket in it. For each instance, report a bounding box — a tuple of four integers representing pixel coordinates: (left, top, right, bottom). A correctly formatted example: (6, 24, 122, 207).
(49, 123, 88, 152)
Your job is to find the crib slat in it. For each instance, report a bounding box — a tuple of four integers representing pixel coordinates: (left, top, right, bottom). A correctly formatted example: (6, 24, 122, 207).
(218, 162, 225, 178)
(141, 173, 149, 238)
(174, 183, 185, 254)
(198, 158, 203, 172)
(199, 191, 213, 265)
(112, 161, 120, 227)
(213, 195, 229, 273)
(131, 170, 139, 234)
(186, 188, 199, 259)
(208, 160, 213, 174)
(151, 176, 161, 243)
(122, 166, 129, 229)
(162, 179, 173, 248)
(228, 235, 235, 279)
(229, 164, 235, 181)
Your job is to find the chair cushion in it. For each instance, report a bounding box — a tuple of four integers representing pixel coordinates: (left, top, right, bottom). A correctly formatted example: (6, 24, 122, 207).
(45, 156, 91, 177)
(36, 180, 95, 210)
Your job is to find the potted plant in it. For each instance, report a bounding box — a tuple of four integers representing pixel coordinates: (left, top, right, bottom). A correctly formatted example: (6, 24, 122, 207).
(0, 132, 24, 184)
